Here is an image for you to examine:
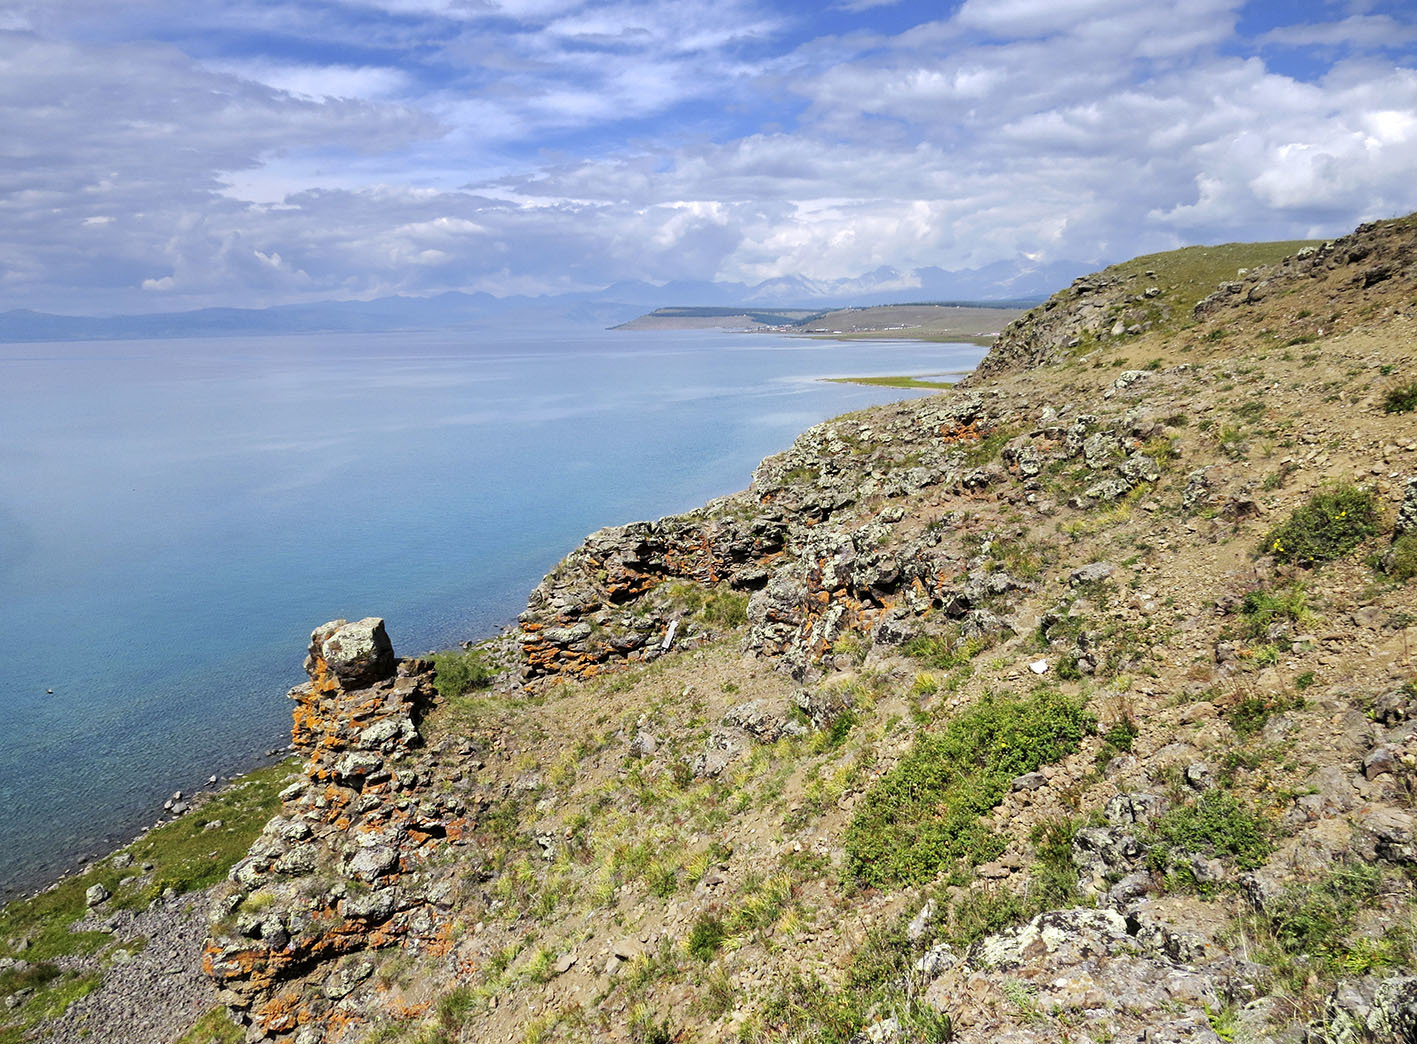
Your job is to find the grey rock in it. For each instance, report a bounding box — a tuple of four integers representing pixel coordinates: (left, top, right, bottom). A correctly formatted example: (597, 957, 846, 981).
(273, 844, 320, 877)
(1084, 477, 1133, 501)
(795, 688, 855, 728)
(907, 899, 936, 942)
(1354, 807, 1417, 863)
(1185, 762, 1216, 790)
(1373, 688, 1417, 725)
(322, 960, 374, 1000)
(1107, 870, 1154, 905)
(1181, 468, 1211, 511)
(1070, 562, 1116, 586)
(307, 617, 396, 689)
(342, 888, 397, 922)
(1326, 975, 1417, 1044)
(345, 845, 399, 882)
(1083, 431, 1122, 469)
(333, 751, 383, 781)
(1072, 826, 1144, 875)
(85, 883, 110, 907)
(1364, 745, 1399, 780)
(1011, 771, 1047, 792)
(1105, 792, 1166, 827)
(690, 748, 737, 779)
(723, 699, 786, 742)
(914, 943, 956, 978)
(1121, 451, 1161, 485)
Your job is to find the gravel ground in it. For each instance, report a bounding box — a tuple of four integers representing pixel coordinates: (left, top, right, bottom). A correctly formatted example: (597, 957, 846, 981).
(41, 888, 232, 1044)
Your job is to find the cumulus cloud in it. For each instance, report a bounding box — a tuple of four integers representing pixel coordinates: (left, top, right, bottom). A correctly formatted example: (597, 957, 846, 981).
(1261, 13, 1417, 50)
(2, 1, 1417, 311)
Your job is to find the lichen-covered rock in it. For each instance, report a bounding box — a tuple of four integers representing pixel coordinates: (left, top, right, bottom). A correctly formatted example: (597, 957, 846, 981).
(1397, 476, 1417, 537)
(306, 618, 395, 689)
(1326, 975, 1417, 1044)
(921, 907, 1237, 1043)
(204, 623, 467, 1043)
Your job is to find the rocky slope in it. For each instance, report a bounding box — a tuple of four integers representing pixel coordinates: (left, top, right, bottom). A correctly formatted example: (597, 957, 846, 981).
(6, 213, 1417, 1044)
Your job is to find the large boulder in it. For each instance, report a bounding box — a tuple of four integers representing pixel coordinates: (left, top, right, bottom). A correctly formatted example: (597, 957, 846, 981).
(306, 617, 395, 689)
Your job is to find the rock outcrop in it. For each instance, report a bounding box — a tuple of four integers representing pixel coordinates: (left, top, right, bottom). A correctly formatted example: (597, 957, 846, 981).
(203, 620, 474, 1043)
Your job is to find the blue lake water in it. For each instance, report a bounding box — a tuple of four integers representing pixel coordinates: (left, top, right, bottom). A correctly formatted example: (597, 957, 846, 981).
(0, 325, 984, 896)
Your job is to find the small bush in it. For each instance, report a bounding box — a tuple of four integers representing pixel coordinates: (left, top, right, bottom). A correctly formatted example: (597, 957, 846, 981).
(1261, 486, 1378, 565)
(686, 913, 725, 961)
(1383, 381, 1417, 414)
(665, 582, 748, 627)
(1224, 693, 1304, 740)
(845, 690, 1094, 887)
(1237, 583, 1311, 639)
(1262, 863, 1382, 960)
(1388, 532, 1417, 582)
(431, 647, 494, 699)
(1149, 789, 1272, 872)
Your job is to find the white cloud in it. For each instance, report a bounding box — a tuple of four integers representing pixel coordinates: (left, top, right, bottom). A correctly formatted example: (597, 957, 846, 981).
(1261, 14, 1417, 50)
(202, 59, 412, 101)
(3, 1, 1417, 312)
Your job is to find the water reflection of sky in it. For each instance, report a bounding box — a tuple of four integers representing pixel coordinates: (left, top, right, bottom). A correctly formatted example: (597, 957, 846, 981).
(0, 326, 983, 895)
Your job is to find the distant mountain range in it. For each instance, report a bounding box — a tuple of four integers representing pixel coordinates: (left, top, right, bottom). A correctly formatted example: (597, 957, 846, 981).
(0, 259, 1088, 342)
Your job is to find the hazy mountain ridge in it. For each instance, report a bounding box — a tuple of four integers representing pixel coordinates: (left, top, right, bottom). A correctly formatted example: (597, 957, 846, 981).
(0, 259, 1083, 343)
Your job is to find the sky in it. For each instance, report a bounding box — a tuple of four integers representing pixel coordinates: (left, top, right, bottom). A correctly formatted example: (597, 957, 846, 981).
(2, 0, 1416, 313)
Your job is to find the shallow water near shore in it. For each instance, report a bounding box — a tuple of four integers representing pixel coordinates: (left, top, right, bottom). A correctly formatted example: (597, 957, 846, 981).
(0, 324, 984, 896)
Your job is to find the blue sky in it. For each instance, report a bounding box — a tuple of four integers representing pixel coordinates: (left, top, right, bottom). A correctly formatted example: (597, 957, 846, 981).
(2, 0, 1416, 312)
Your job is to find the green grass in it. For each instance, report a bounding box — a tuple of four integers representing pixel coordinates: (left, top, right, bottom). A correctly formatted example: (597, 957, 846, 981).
(1237, 582, 1313, 639)
(901, 631, 992, 671)
(844, 689, 1094, 887)
(1261, 485, 1379, 565)
(825, 374, 961, 390)
(1095, 717, 1139, 766)
(686, 913, 725, 961)
(431, 646, 495, 699)
(1224, 693, 1305, 740)
(662, 582, 749, 628)
(1239, 862, 1413, 997)
(172, 1006, 245, 1044)
(1093, 239, 1318, 330)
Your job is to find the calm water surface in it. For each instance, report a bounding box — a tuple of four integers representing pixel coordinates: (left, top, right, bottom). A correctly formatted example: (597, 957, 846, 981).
(0, 325, 984, 895)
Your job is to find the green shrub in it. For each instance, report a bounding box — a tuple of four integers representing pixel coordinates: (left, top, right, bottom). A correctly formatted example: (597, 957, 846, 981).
(1237, 583, 1311, 639)
(1224, 693, 1304, 740)
(1149, 789, 1272, 873)
(431, 647, 494, 699)
(1388, 532, 1417, 581)
(1095, 718, 1139, 765)
(686, 913, 725, 961)
(663, 582, 749, 627)
(1382, 381, 1417, 414)
(1262, 862, 1382, 960)
(844, 690, 1094, 888)
(702, 588, 749, 627)
(1261, 486, 1378, 565)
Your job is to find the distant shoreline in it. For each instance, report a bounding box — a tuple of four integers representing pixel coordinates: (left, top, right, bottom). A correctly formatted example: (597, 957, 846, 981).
(614, 301, 1023, 342)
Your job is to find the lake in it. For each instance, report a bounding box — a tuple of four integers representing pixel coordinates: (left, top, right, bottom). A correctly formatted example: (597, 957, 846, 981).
(0, 324, 985, 896)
